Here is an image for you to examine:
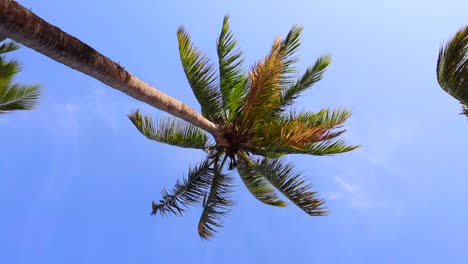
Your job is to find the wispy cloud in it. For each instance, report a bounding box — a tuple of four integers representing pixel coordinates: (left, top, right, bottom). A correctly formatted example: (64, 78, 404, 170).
(64, 103, 78, 113)
(331, 175, 370, 209)
(333, 176, 360, 194)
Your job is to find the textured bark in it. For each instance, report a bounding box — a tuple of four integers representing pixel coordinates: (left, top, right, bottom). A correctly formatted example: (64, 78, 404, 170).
(0, 0, 220, 135)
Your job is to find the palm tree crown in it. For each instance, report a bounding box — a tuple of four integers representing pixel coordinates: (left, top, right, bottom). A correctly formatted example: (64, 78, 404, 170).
(0, 41, 40, 114)
(437, 26, 468, 116)
(129, 16, 359, 240)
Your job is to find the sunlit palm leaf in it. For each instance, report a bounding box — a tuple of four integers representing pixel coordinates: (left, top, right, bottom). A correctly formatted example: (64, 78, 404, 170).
(0, 42, 40, 114)
(151, 159, 215, 216)
(0, 84, 40, 113)
(437, 26, 468, 116)
(128, 110, 208, 149)
(217, 15, 247, 119)
(0, 41, 20, 54)
(198, 162, 235, 240)
(252, 158, 327, 216)
(236, 151, 286, 207)
(177, 28, 223, 121)
(0, 58, 20, 87)
(282, 55, 332, 107)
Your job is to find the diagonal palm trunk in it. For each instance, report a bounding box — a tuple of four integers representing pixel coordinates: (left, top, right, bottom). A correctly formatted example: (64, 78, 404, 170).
(0, 0, 219, 135)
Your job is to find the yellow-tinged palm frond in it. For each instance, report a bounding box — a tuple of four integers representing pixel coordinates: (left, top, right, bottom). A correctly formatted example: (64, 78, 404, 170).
(437, 26, 468, 116)
(128, 110, 209, 149)
(198, 156, 235, 240)
(152, 159, 215, 216)
(253, 137, 358, 157)
(177, 28, 224, 121)
(217, 15, 247, 119)
(252, 119, 329, 151)
(240, 37, 284, 128)
(249, 108, 359, 156)
(236, 151, 287, 207)
(251, 158, 327, 216)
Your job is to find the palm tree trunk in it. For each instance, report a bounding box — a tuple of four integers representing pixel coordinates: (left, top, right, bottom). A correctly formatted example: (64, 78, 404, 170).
(0, 0, 220, 136)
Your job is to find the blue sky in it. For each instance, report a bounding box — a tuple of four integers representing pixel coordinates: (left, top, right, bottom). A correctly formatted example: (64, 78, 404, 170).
(1, 0, 468, 263)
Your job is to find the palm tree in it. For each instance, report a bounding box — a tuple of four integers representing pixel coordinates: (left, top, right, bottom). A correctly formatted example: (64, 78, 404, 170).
(0, 40, 39, 114)
(0, 0, 218, 135)
(437, 26, 468, 116)
(129, 16, 359, 239)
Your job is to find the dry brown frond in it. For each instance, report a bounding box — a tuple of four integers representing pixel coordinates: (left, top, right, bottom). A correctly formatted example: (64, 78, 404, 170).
(241, 37, 284, 127)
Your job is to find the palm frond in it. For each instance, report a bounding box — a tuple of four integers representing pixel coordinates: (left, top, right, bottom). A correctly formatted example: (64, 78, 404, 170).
(0, 41, 20, 54)
(151, 159, 215, 216)
(0, 42, 40, 114)
(278, 25, 303, 86)
(437, 26, 468, 115)
(252, 120, 330, 152)
(250, 108, 355, 156)
(253, 138, 358, 157)
(217, 15, 247, 119)
(252, 158, 327, 216)
(177, 28, 224, 121)
(283, 108, 351, 128)
(128, 110, 209, 149)
(0, 58, 21, 87)
(282, 55, 332, 107)
(236, 151, 287, 207)
(198, 161, 235, 240)
(282, 139, 359, 156)
(0, 84, 40, 113)
(241, 37, 283, 127)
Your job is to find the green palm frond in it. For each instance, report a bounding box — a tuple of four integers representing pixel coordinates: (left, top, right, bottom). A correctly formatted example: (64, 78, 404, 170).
(177, 28, 224, 121)
(282, 55, 332, 107)
(252, 158, 326, 216)
(0, 58, 21, 87)
(437, 26, 468, 116)
(0, 42, 40, 114)
(0, 41, 20, 54)
(236, 151, 286, 207)
(217, 15, 247, 119)
(251, 133, 358, 157)
(278, 25, 303, 86)
(0, 84, 40, 113)
(152, 159, 215, 216)
(128, 110, 209, 149)
(289, 139, 359, 156)
(198, 159, 235, 240)
(283, 108, 351, 128)
(240, 38, 284, 127)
